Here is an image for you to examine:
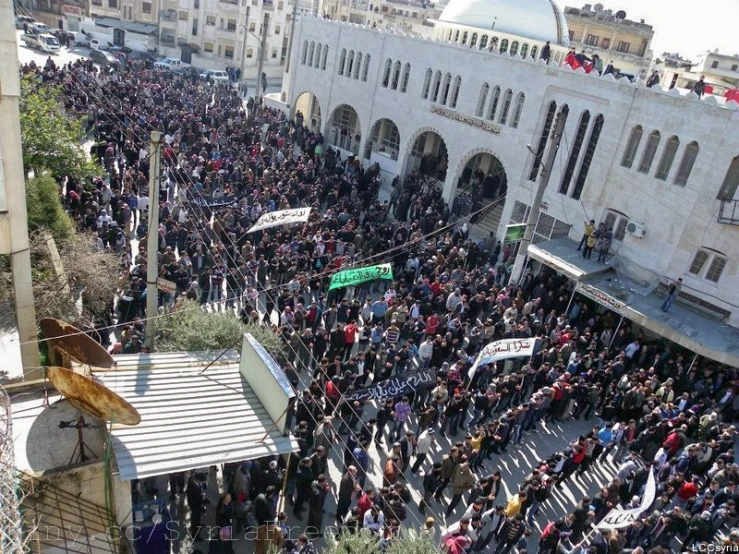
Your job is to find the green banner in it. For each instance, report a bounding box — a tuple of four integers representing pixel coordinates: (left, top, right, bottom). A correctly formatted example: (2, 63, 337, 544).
(504, 223, 526, 243)
(328, 263, 394, 291)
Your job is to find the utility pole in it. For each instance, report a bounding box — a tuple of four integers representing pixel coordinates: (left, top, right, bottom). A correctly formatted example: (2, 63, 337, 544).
(284, 0, 299, 74)
(145, 131, 162, 351)
(508, 110, 566, 285)
(256, 12, 269, 98)
(239, 7, 251, 84)
(0, 0, 38, 378)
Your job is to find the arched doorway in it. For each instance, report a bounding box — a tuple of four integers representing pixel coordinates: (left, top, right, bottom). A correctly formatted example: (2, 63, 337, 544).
(293, 92, 322, 133)
(327, 104, 361, 156)
(452, 151, 508, 238)
(406, 129, 448, 181)
(364, 118, 400, 161)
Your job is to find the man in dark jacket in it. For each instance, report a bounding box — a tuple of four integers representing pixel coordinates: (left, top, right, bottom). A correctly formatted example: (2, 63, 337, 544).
(494, 514, 527, 554)
(254, 486, 276, 525)
(307, 475, 330, 538)
(186, 473, 207, 541)
(336, 467, 359, 524)
(420, 462, 442, 514)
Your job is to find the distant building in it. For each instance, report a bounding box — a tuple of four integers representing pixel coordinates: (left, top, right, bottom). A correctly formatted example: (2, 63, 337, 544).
(563, 3, 654, 79)
(656, 50, 739, 96)
(319, 0, 443, 34)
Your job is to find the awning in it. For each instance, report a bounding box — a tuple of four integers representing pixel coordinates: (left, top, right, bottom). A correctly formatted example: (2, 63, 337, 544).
(186, 42, 201, 52)
(527, 237, 612, 281)
(96, 350, 298, 481)
(93, 16, 159, 36)
(577, 272, 739, 368)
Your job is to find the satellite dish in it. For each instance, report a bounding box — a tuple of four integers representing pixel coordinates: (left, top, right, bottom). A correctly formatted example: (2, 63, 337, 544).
(46, 366, 141, 426)
(615, 10, 626, 19)
(40, 318, 115, 370)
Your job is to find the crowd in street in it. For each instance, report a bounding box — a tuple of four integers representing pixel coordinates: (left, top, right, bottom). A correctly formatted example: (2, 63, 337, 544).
(22, 55, 739, 554)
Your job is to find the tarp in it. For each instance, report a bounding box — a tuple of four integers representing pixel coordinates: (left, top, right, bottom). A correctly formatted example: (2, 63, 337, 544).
(345, 370, 436, 403)
(328, 263, 394, 290)
(597, 468, 656, 529)
(246, 207, 311, 234)
(468, 338, 537, 380)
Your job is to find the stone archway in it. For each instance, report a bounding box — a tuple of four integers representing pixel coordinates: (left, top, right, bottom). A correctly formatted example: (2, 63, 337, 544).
(326, 104, 362, 156)
(292, 91, 322, 133)
(402, 126, 449, 182)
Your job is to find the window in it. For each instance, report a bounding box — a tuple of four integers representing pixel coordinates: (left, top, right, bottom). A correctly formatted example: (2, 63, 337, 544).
(500, 39, 508, 54)
(308, 42, 315, 66)
(227, 19, 236, 31)
(655, 136, 680, 180)
(616, 41, 630, 53)
(520, 43, 529, 58)
(717, 155, 739, 200)
(487, 86, 500, 120)
(572, 114, 604, 200)
(382, 58, 392, 86)
(192, 18, 198, 35)
(247, 47, 253, 58)
(585, 34, 599, 46)
(530, 45, 538, 59)
(601, 38, 610, 49)
(530, 100, 557, 180)
(510, 41, 519, 56)
(314, 43, 322, 68)
(461, 32, 468, 45)
(560, 110, 590, 194)
(450, 76, 461, 108)
(339, 48, 347, 76)
(204, 42, 214, 52)
(479, 35, 488, 49)
(249, 22, 255, 32)
(401, 63, 410, 93)
(354, 52, 362, 78)
(689, 249, 727, 283)
(431, 71, 442, 102)
(511, 93, 525, 128)
(194, 0, 199, 8)
(347, 50, 355, 77)
(179, 10, 188, 20)
(638, 130, 660, 173)
(142, 2, 152, 13)
(361, 53, 369, 80)
(92, 0, 102, 5)
(711, 60, 719, 69)
(391, 60, 401, 90)
(440, 73, 452, 105)
(470, 33, 477, 47)
(603, 210, 629, 241)
(422, 68, 432, 99)
(108, 0, 117, 8)
(674, 141, 699, 186)
(621, 125, 642, 168)
(732, 64, 739, 71)
(498, 89, 513, 124)
(476, 83, 489, 117)
(301, 40, 307, 64)
(224, 45, 234, 59)
(274, 24, 280, 34)
(206, 15, 216, 25)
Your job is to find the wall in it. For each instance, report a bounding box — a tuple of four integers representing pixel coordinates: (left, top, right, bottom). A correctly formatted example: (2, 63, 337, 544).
(285, 17, 739, 326)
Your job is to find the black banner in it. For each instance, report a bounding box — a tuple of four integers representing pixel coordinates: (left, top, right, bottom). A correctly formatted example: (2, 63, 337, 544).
(345, 370, 436, 403)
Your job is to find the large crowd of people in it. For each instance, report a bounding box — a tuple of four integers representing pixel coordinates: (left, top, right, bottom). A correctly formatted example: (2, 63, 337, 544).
(24, 55, 739, 554)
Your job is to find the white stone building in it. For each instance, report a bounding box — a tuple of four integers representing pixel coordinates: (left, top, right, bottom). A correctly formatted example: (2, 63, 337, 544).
(272, 0, 739, 365)
(657, 50, 739, 96)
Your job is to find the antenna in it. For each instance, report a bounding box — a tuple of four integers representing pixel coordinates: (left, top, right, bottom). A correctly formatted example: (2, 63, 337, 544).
(40, 319, 115, 374)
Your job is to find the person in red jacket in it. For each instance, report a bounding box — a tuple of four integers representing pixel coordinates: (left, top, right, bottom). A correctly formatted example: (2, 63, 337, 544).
(675, 476, 701, 508)
(662, 424, 686, 457)
(343, 320, 358, 361)
(356, 489, 376, 519)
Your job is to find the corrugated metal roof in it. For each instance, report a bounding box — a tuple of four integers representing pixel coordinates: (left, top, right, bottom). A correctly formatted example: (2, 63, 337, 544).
(93, 17, 159, 36)
(95, 351, 297, 481)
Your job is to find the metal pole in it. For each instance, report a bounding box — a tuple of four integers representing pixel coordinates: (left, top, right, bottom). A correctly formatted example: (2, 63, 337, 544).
(508, 109, 566, 285)
(687, 351, 699, 371)
(608, 314, 624, 350)
(564, 285, 577, 319)
(145, 131, 162, 350)
(256, 12, 269, 99)
(239, 7, 251, 83)
(284, 0, 298, 74)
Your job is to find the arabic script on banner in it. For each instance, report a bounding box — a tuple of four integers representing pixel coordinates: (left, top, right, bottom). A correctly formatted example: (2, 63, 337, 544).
(246, 208, 311, 234)
(597, 469, 656, 529)
(328, 263, 394, 291)
(575, 282, 626, 316)
(345, 370, 436, 403)
(468, 338, 537, 380)
(430, 105, 502, 135)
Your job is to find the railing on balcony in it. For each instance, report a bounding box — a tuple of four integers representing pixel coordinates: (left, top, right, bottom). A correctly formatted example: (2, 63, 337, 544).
(718, 199, 739, 225)
(160, 35, 176, 47)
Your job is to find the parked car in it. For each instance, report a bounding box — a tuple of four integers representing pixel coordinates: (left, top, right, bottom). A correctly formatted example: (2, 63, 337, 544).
(109, 45, 133, 55)
(29, 22, 54, 35)
(15, 15, 35, 29)
(199, 69, 230, 82)
(153, 57, 189, 71)
(89, 49, 121, 67)
(71, 31, 90, 47)
(22, 33, 60, 54)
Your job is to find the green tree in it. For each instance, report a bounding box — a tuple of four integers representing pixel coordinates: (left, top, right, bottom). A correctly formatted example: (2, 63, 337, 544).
(25, 175, 75, 242)
(19, 74, 98, 179)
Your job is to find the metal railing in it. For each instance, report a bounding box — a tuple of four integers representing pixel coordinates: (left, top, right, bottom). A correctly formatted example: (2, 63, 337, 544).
(718, 199, 739, 225)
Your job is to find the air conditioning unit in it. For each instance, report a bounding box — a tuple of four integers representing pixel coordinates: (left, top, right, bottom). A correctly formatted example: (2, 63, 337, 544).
(626, 221, 646, 238)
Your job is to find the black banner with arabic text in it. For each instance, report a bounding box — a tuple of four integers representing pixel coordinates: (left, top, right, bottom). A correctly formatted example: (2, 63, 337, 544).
(345, 370, 436, 403)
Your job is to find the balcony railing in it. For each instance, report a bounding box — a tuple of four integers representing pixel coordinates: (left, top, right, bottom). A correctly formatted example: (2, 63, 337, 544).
(718, 199, 739, 225)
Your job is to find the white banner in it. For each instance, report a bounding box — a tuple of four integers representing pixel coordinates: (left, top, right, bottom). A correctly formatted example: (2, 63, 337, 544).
(246, 208, 311, 234)
(467, 338, 537, 380)
(597, 468, 655, 530)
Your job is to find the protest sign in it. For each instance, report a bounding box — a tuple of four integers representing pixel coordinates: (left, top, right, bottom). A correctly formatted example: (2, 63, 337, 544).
(328, 263, 394, 291)
(344, 370, 436, 403)
(246, 208, 311, 233)
(468, 338, 537, 380)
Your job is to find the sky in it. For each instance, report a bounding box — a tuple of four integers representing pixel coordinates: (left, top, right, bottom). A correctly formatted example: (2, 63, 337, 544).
(582, 0, 739, 59)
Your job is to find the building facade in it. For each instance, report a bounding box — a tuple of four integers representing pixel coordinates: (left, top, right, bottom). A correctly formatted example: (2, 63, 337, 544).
(276, 4, 739, 344)
(319, 0, 442, 34)
(657, 51, 739, 96)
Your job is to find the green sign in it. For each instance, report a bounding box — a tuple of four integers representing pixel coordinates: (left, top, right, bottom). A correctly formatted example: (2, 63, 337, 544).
(504, 223, 526, 243)
(328, 263, 394, 291)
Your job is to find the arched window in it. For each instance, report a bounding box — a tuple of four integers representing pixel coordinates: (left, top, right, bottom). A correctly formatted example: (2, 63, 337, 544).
(338, 48, 347, 76)
(499, 89, 513, 124)
(322, 45, 329, 70)
(450, 76, 462, 108)
(510, 41, 519, 56)
(560, 110, 591, 194)
(476, 83, 489, 117)
(447, 29, 453, 41)
(500, 39, 509, 54)
(308, 42, 315, 66)
(461, 31, 468, 45)
(422, 68, 432, 99)
(354, 52, 362, 79)
(487, 86, 501, 120)
(391, 60, 402, 90)
(530, 101, 557, 180)
(401, 63, 411, 93)
(470, 33, 478, 47)
(440, 73, 452, 105)
(361, 53, 370, 81)
(480, 35, 488, 49)
(655, 135, 680, 180)
(431, 70, 442, 102)
(717, 155, 739, 200)
(301, 40, 308, 64)
(454, 30, 460, 42)
(674, 141, 699, 187)
(530, 45, 538, 59)
(346, 50, 355, 77)
(638, 130, 661, 173)
(314, 43, 322, 68)
(511, 92, 525, 128)
(382, 58, 392, 87)
(520, 43, 529, 58)
(572, 114, 604, 199)
(620, 125, 643, 168)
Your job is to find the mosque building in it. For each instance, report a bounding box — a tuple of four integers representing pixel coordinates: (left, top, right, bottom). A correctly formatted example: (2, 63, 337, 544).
(269, 0, 739, 367)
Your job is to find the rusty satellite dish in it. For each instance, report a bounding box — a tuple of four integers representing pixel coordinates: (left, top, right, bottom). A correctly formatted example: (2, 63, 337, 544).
(40, 318, 115, 370)
(46, 366, 141, 426)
